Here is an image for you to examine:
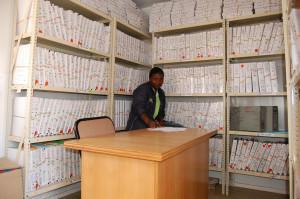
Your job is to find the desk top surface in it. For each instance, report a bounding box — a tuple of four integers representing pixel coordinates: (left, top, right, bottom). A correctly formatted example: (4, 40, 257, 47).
(64, 128, 216, 161)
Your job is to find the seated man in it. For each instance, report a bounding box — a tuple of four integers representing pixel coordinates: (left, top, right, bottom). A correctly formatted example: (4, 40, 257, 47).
(126, 67, 182, 130)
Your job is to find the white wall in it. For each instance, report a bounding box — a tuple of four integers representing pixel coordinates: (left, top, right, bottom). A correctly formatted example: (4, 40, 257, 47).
(0, 0, 15, 157)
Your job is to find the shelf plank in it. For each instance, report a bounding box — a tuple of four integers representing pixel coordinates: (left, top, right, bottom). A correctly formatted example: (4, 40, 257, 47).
(228, 130, 288, 138)
(8, 134, 76, 143)
(227, 12, 282, 25)
(229, 52, 285, 60)
(50, 0, 112, 21)
(37, 34, 111, 58)
(166, 93, 225, 97)
(116, 19, 151, 39)
(154, 56, 224, 65)
(114, 91, 133, 96)
(26, 178, 81, 198)
(115, 55, 152, 68)
(227, 92, 287, 97)
(12, 85, 109, 96)
(153, 20, 224, 35)
(209, 166, 224, 172)
(228, 168, 289, 180)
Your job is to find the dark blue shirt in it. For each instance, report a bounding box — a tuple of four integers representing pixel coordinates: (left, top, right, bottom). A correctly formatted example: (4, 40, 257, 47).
(126, 82, 166, 130)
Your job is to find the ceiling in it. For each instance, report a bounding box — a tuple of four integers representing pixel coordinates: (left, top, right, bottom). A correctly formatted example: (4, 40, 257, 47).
(132, 0, 169, 8)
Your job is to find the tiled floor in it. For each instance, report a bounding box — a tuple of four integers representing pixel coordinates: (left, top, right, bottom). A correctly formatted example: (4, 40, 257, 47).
(61, 185, 289, 199)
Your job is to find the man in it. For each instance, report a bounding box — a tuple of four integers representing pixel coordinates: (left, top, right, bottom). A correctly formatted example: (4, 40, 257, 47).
(126, 67, 166, 130)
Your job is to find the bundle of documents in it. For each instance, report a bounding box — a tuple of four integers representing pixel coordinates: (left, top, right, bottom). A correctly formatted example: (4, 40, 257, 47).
(7, 141, 80, 192)
(117, 30, 150, 65)
(229, 138, 289, 176)
(227, 60, 284, 93)
(223, 0, 253, 19)
(149, 2, 173, 32)
(154, 28, 224, 61)
(114, 63, 148, 93)
(80, 0, 149, 32)
(149, 0, 222, 32)
(162, 64, 224, 95)
(165, 98, 224, 130)
(114, 98, 132, 129)
(13, 45, 109, 92)
(209, 136, 223, 169)
(253, 0, 282, 14)
(12, 97, 108, 138)
(17, 0, 111, 53)
(228, 21, 284, 55)
(290, 8, 300, 75)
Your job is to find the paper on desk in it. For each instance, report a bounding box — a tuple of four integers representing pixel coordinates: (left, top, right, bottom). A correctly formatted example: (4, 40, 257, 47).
(147, 127, 186, 132)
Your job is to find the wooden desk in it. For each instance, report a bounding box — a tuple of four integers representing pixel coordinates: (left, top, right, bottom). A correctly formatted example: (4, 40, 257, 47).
(65, 128, 216, 199)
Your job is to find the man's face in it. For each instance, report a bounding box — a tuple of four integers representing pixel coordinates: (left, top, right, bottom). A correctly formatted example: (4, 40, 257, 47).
(150, 73, 164, 90)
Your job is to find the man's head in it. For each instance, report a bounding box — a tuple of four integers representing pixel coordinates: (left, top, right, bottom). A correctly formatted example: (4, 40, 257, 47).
(149, 67, 164, 90)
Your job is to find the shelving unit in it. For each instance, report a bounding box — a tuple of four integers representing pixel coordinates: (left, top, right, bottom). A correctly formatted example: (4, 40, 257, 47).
(6, 0, 114, 198)
(225, 10, 291, 195)
(152, 20, 227, 194)
(111, 17, 151, 131)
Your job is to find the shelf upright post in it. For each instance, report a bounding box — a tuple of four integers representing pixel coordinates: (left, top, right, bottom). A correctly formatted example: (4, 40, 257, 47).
(282, 0, 293, 198)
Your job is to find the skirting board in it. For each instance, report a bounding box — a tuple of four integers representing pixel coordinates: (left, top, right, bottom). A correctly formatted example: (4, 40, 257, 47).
(31, 182, 80, 199)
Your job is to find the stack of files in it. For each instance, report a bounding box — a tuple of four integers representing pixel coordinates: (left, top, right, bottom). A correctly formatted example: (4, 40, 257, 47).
(11, 97, 108, 138)
(149, 0, 222, 32)
(165, 98, 224, 131)
(209, 136, 223, 169)
(253, 0, 282, 14)
(227, 60, 284, 93)
(114, 63, 148, 93)
(228, 21, 284, 55)
(149, 2, 173, 32)
(194, 0, 223, 24)
(117, 30, 150, 65)
(18, 0, 111, 53)
(290, 8, 300, 75)
(13, 46, 109, 92)
(80, 0, 149, 32)
(7, 141, 80, 192)
(223, 0, 254, 19)
(229, 138, 289, 176)
(162, 64, 224, 95)
(114, 98, 132, 129)
(154, 28, 224, 61)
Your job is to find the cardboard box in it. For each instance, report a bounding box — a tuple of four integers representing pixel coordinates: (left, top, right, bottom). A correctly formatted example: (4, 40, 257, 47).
(230, 106, 278, 132)
(0, 158, 23, 199)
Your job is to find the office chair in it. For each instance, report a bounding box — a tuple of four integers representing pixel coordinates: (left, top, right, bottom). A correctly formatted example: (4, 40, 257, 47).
(74, 116, 115, 139)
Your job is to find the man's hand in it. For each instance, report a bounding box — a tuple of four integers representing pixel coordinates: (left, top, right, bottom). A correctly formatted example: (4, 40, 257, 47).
(141, 113, 158, 128)
(148, 120, 158, 128)
(158, 120, 165, 127)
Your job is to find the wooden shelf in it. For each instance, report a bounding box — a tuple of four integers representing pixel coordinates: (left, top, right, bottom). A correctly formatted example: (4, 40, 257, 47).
(116, 19, 151, 40)
(114, 91, 133, 96)
(227, 12, 282, 25)
(228, 168, 289, 180)
(17, 33, 110, 58)
(228, 130, 288, 138)
(26, 177, 81, 198)
(166, 93, 224, 97)
(12, 85, 109, 96)
(209, 166, 224, 172)
(229, 52, 285, 60)
(8, 134, 76, 143)
(115, 55, 151, 68)
(227, 92, 287, 97)
(50, 0, 112, 22)
(154, 56, 224, 65)
(153, 20, 224, 35)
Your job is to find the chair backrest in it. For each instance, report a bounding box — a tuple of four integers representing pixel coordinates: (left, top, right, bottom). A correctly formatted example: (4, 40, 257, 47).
(74, 116, 115, 139)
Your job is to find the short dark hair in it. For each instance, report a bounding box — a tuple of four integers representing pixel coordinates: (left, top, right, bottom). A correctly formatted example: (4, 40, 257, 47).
(149, 67, 164, 78)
